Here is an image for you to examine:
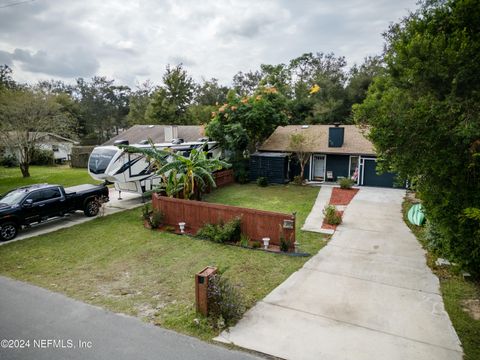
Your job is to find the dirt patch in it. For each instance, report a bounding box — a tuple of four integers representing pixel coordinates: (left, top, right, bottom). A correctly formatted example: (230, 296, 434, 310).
(135, 302, 165, 320)
(329, 188, 359, 205)
(461, 299, 480, 320)
(405, 191, 421, 204)
(95, 271, 136, 298)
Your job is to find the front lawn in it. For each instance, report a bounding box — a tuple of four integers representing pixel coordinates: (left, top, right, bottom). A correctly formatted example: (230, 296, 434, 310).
(0, 184, 324, 340)
(203, 183, 323, 255)
(0, 165, 99, 195)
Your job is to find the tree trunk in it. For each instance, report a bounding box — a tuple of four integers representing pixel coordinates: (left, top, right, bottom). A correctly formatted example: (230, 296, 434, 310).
(299, 163, 305, 180)
(20, 162, 30, 178)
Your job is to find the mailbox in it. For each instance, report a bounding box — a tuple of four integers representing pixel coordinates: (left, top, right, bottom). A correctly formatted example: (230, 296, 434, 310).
(195, 266, 217, 316)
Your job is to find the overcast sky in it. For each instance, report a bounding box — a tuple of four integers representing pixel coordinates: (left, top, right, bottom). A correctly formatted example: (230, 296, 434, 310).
(0, 0, 418, 88)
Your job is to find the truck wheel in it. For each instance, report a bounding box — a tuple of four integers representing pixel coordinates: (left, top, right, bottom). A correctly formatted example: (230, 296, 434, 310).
(84, 199, 100, 217)
(0, 222, 18, 241)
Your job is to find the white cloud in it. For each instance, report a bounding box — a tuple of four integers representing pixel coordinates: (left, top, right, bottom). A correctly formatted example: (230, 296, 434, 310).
(0, 0, 418, 87)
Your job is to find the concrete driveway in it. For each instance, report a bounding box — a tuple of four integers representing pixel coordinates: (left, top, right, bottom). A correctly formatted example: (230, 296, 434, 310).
(216, 187, 463, 360)
(1, 188, 144, 246)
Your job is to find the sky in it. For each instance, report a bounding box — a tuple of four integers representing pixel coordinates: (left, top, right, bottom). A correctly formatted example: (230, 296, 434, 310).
(0, 0, 418, 88)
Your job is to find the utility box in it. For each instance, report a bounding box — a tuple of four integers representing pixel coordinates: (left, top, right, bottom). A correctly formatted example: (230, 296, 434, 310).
(195, 266, 217, 316)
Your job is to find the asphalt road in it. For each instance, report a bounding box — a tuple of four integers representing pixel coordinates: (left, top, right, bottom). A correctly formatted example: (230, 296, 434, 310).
(0, 276, 260, 360)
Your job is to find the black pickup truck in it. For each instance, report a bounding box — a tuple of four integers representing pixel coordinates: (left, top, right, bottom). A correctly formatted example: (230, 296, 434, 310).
(0, 183, 109, 241)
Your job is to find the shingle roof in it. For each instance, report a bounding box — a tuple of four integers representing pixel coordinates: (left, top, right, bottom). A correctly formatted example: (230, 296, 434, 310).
(102, 125, 205, 146)
(259, 125, 376, 155)
(5, 132, 78, 144)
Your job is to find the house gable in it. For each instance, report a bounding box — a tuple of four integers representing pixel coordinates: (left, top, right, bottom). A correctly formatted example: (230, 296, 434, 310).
(259, 125, 376, 156)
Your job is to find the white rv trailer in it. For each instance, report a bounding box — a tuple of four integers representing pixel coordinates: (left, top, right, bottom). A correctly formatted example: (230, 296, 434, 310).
(88, 139, 221, 195)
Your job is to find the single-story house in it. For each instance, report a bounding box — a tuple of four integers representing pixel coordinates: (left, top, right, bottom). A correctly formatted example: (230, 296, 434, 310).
(37, 133, 78, 162)
(2, 132, 78, 163)
(102, 125, 205, 146)
(250, 124, 400, 188)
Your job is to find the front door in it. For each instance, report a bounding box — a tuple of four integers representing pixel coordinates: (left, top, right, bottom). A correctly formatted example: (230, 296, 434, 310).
(313, 155, 325, 181)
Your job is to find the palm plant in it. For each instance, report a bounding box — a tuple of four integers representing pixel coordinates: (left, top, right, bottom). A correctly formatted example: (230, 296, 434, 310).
(159, 149, 230, 199)
(120, 141, 170, 172)
(120, 142, 230, 199)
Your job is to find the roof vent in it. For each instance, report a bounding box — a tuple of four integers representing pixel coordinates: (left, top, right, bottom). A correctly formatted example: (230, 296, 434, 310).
(301, 125, 309, 129)
(328, 127, 344, 147)
(114, 139, 129, 146)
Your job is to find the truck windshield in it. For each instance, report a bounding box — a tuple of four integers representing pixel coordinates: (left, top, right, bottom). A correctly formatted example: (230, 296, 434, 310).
(89, 148, 118, 174)
(0, 189, 28, 206)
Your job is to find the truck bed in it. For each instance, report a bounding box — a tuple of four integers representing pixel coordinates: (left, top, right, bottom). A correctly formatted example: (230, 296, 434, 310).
(64, 184, 106, 195)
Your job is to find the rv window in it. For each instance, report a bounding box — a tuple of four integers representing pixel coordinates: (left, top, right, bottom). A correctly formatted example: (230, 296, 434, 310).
(88, 149, 118, 174)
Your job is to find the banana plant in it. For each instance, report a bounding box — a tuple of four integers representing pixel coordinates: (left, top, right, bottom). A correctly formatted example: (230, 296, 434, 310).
(158, 149, 230, 199)
(158, 169, 185, 198)
(120, 141, 230, 199)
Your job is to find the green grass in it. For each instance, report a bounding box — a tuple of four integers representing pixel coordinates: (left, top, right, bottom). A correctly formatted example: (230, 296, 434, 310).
(0, 165, 99, 195)
(403, 196, 480, 360)
(203, 183, 323, 254)
(0, 184, 324, 340)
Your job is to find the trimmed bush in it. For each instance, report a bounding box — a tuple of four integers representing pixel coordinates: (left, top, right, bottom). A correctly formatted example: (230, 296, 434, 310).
(256, 177, 268, 187)
(196, 217, 242, 244)
(292, 175, 304, 185)
(141, 204, 164, 229)
(31, 148, 54, 165)
(339, 177, 355, 189)
(150, 209, 164, 228)
(0, 154, 18, 167)
(279, 234, 290, 252)
(323, 205, 342, 225)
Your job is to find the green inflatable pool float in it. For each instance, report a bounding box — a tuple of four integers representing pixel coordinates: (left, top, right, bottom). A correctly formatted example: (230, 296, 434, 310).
(408, 203, 425, 226)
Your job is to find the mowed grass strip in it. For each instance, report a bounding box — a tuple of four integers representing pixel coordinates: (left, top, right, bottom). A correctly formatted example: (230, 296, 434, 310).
(0, 184, 324, 340)
(0, 165, 100, 195)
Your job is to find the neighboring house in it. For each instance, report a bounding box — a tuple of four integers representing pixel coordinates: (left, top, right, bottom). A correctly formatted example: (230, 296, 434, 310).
(251, 124, 399, 188)
(37, 133, 79, 162)
(2, 132, 78, 163)
(102, 125, 205, 146)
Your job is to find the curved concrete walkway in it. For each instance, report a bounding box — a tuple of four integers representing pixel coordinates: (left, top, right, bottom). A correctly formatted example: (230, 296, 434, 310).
(301, 185, 333, 234)
(216, 187, 462, 360)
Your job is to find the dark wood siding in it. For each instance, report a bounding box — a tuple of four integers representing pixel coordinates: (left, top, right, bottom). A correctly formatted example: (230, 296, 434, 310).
(325, 154, 350, 181)
(249, 154, 289, 184)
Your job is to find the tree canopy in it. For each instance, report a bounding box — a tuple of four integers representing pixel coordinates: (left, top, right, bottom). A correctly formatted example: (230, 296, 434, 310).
(354, 0, 480, 272)
(145, 64, 196, 125)
(0, 88, 76, 177)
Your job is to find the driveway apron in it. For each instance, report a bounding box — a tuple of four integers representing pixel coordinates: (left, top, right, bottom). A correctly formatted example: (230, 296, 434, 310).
(216, 187, 462, 360)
